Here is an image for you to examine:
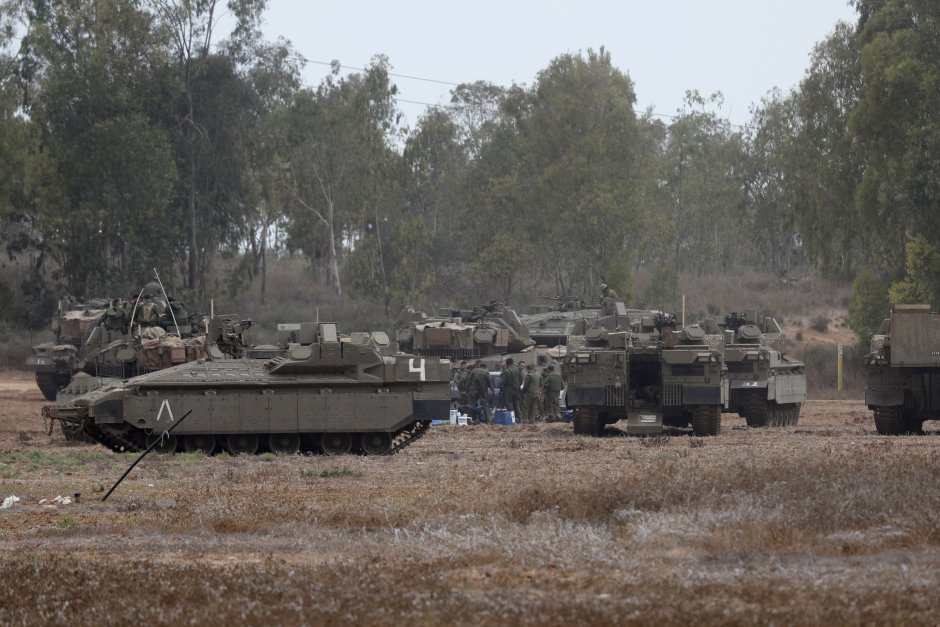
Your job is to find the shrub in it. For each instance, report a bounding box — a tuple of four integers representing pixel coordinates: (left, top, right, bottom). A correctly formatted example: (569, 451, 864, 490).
(810, 314, 829, 332)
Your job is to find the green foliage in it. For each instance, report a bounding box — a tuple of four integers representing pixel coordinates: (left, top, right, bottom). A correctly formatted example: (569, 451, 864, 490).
(602, 260, 635, 306)
(641, 263, 679, 310)
(888, 236, 940, 306)
(848, 268, 890, 343)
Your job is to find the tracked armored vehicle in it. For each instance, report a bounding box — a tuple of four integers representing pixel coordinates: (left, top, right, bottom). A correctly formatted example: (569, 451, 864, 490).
(44, 321, 450, 455)
(865, 304, 940, 434)
(712, 311, 806, 427)
(27, 299, 110, 400)
(27, 295, 207, 400)
(563, 314, 727, 437)
(397, 301, 534, 359)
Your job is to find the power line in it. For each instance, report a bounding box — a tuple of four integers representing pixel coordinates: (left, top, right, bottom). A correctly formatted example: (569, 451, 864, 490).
(294, 54, 747, 128)
(298, 55, 460, 87)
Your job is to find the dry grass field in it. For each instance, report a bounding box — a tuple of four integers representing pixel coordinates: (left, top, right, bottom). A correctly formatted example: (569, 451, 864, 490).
(2, 369, 940, 625)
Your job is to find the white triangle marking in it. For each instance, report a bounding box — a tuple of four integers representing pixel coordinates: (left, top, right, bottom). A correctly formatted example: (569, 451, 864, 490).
(156, 399, 175, 422)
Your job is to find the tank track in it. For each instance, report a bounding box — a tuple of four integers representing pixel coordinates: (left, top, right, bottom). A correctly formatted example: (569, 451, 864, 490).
(387, 420, 432, 455)
(60, 421, 97, 444)
(80, 420, 432, 456)
(85, 423, 144, 454)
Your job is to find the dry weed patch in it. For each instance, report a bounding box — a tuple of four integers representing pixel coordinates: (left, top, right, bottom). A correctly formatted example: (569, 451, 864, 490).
(3, 393, 940, 623)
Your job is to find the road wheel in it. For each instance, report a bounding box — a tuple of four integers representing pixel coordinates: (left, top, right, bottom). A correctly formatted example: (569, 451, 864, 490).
(268, 433, 300, 455)
(226, 433, 259, 455)
(360, 432, 392, 455)
(146, 433, 178, 454)
(873, 407, 904, 435)
(692, 405, 721, 436)
(184, 434, 216, 454)
(744, 393, 770, 427)
(320, 432, 352, 455)
(573, 409, 603, 436)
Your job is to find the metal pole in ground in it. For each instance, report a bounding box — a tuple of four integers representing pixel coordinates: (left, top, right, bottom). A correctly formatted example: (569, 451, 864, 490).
(102, 410, 193, 502)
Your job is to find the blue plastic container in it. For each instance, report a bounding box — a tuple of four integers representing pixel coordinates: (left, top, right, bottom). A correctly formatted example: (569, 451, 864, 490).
(493, 410, 515, 425)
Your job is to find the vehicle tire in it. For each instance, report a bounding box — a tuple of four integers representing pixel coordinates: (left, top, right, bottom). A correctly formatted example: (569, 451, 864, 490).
(692, 405, 721, 436)
(573, 409, 603, 437)
(873, 407, 904, 435)
(743, 393, 771, 427)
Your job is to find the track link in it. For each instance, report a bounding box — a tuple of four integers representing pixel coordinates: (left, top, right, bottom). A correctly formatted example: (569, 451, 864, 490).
(386, 420, 431, 455)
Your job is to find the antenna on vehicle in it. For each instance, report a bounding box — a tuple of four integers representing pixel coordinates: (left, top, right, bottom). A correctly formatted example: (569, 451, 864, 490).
(153, 268, 180, 336)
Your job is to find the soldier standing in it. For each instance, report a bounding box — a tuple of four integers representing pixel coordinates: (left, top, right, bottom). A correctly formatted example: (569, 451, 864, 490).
(454, 360, 470, 407)
(101, 298, 127, 341)
(542, 363, 564, 422)
(500, 357, 523, 419)
(467, 360, 494, 423)
(600, 283, 619, 316)
(520, 361, 542, 424)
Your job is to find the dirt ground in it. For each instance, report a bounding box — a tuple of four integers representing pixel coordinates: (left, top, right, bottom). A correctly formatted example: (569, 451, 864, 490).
(2, 370, 940, 625)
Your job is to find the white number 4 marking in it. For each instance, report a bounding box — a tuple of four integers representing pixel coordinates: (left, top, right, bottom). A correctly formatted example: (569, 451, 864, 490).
(409, 358, 426, 381)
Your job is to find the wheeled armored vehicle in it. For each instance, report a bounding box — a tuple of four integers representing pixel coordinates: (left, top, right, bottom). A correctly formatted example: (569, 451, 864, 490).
(865, 304, 940, 434)
(563, 313, 727, 437)
(709, 311, 806, 427)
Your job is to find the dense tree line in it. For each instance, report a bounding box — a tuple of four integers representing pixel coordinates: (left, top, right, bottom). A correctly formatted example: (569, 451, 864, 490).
(0, 0, 936, 333)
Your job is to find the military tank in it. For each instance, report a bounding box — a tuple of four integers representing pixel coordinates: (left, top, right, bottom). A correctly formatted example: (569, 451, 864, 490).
(397, 301, 534, 359)
(709, 311, 806, 427)
(865, 304, 940, 434)
(563, 313, 727, 437)
(44, 321, 451, 455)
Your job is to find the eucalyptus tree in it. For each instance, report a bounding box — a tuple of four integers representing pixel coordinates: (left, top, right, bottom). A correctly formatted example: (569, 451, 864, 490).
(398, 107, 468, 306)
(740, 89, 803, 274)
(284, 57, 402, 297)
(466, 48, 652, 302)
(789, 21, 867, 276)
(850, 0, 940, 269)
(17, 0, 179, 296)
(658, 91, 746, 274)
(148, 0, 268, 296)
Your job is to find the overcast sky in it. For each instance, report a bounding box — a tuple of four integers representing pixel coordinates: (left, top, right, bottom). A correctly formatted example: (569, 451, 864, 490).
(259, 0, 857, 128)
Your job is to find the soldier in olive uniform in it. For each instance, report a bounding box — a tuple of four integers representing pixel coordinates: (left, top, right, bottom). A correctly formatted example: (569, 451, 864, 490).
(542, 363, 564, 422)
(454, 360, 471, 407)
(101, 298, 127, 340)
(499, 357, 523, 419)
(467, 361, 494, 423)
(600, 283, 619, 316)
(519, 361, 542, 424)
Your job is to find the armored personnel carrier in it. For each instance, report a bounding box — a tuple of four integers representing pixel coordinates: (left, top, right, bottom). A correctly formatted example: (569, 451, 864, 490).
(865, 304, 940, 434)
(26, 298, 110, 400)
(44, 321, 451, 455)
(397, 301, 534, 360)
(710, 311, 806, 427)
(563, 313, 727, 437)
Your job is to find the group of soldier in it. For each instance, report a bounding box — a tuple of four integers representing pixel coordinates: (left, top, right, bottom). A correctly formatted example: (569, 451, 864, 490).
(454, 357, 565, 425)
(99, 285, 194, 340)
